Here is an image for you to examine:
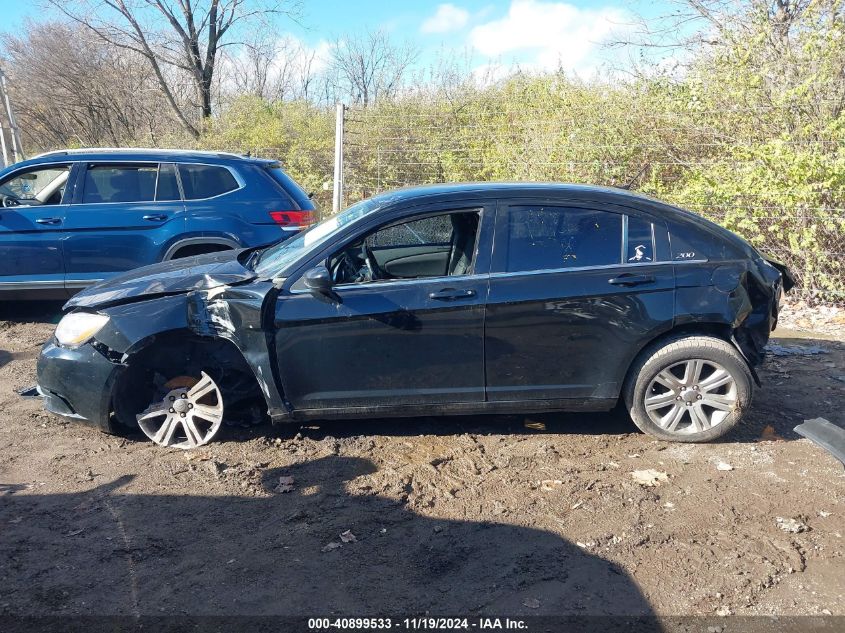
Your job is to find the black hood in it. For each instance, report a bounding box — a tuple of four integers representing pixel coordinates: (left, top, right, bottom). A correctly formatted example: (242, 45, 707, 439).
(66, 249, 257, 310)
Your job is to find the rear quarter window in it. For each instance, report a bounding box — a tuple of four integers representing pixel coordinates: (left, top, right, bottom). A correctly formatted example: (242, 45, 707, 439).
(178, 164, 239, 200)
(265, 164, 313, 209)
(669, 221, 743, 262)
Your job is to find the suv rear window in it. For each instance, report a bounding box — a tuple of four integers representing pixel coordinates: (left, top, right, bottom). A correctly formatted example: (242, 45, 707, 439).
(178, 164, 239, 199)
(505, 206, 622, 272)
(83, 164, 158, 203)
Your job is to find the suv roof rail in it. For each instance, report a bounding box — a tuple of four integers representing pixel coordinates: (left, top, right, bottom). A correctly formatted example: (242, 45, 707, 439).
(29, 148, 250, 160)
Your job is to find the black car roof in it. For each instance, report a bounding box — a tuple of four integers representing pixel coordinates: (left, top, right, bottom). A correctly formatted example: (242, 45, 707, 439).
(363, 182, 750, 254)
(367, 182, 682, 215)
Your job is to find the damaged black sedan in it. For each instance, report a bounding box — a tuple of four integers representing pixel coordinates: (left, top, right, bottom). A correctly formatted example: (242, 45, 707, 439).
(34, 184, 792, 449)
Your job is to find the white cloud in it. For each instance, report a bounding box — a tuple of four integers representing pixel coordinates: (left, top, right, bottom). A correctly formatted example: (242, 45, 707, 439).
(421, 3, 471, 34)
(469, 0, 629, 74)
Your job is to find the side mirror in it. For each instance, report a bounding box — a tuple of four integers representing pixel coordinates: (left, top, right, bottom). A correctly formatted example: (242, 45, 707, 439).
(303, 265, 334, 295)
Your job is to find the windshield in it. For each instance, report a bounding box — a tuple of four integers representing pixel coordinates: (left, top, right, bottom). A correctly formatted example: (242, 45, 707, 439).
(253, 196, 385, 278)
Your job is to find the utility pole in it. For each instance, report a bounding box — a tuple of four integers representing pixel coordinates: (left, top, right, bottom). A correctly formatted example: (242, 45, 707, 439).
(0, 67, 23, 165)
(332, 103, 345, 213)
(0, 112, 8, 168)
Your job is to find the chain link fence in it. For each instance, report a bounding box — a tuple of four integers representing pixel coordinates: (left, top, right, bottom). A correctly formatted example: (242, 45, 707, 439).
(337, 102, 845, 304)
(220, 100, 844, 304)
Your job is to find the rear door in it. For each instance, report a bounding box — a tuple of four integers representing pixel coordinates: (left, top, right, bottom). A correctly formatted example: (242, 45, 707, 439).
(0, 163, 72, 290)
(62, 162, 186, 288)
(484, 200, 675, 402)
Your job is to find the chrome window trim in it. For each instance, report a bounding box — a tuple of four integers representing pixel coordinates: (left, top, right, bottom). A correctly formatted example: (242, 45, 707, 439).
(0, 280, 65, 288)
(621, 214, 628, 264)
(0, 279, 103, 289)
(65, 279, 103, 288)
(489, 259, 708, 280)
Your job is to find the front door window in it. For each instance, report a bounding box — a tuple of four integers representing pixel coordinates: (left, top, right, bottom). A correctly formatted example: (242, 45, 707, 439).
(0, 165, 71, 206)
(329, 211, 480, 285)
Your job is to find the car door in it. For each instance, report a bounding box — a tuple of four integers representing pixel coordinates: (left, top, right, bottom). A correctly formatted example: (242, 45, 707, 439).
(0, 162, 73, 290)
(485, 200, 675, 403)
(274, 203, 494, 412)
(62, 162, 186, 288)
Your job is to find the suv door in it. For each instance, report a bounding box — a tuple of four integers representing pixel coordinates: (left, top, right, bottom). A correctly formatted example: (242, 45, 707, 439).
(62, 162, 186, 288)
(274, 203, 494, 412)
(0, 163, 72, 290)
(485, 200, 675, 403)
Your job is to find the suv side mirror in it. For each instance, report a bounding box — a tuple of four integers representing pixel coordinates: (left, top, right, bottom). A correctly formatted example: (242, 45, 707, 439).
(303, 265, 334, 295)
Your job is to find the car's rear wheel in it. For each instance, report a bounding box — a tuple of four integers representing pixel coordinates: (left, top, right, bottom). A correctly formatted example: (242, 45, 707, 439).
(136, 371, 225, 449)
(624, 335, 752, 442)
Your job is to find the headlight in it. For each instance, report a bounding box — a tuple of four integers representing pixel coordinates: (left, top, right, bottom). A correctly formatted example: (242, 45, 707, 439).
(55, 312, 109, 348)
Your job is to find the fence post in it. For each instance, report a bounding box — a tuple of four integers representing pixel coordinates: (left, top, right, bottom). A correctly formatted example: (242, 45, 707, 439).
(332, 102, 345, 213)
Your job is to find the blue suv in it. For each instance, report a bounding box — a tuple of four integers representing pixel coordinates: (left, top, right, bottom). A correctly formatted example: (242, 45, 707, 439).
(0, 148, 316, 298)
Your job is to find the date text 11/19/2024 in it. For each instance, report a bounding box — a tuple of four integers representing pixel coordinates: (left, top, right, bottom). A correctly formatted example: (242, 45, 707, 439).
(308, 617, 528, 630)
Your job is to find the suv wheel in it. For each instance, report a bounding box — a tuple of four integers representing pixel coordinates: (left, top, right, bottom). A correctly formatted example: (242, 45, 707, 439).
(624, 335, 753, 442)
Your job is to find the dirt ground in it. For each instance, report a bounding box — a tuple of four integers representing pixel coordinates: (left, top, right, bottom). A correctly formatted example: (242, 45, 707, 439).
(0, 300, 843, 620)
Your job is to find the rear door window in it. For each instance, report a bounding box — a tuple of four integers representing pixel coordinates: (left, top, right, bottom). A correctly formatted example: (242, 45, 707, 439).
(82, 164, 158, 204)
(178, 164, 239, 200)
(505, 205, 622, 272)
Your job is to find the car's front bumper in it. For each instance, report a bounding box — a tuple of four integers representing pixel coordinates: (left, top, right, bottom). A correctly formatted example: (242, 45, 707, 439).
(35, 341, 124, 433)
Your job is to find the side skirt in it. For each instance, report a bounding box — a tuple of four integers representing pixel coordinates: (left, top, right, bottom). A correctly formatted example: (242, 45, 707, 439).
(271, 398, 618, 424)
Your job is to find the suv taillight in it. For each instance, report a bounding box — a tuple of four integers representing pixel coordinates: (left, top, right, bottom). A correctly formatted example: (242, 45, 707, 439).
(269, 210, 314, 229)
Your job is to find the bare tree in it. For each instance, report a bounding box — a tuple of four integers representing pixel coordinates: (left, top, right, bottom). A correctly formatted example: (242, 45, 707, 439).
(327, 30, 417, 106)
(2, 21, 170, 150)
(611, 0, 826, 56)
(223, 30, 320, 101)
(46, 0, 297, 137)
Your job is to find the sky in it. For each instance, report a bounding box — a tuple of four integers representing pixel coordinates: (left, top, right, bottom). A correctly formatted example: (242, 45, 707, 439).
(0, 0, 676, 77)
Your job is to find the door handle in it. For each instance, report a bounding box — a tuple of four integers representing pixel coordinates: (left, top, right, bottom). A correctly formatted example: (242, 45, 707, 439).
(35, 217, 62, 225)
(142, 214, 168, 221)
(429, 288, 477, 301)
(608, 273, 656, 287)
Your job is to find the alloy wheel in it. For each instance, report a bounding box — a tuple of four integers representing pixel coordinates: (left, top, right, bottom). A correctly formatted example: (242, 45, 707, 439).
(643, 359, 738, 435)
(136, 371, 224, 449)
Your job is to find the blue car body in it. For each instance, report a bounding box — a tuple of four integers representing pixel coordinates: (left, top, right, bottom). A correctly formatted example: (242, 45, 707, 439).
(0, 148, 315, 298)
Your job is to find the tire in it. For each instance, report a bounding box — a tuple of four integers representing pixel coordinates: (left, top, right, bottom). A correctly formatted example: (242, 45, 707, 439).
(623, 335, 753, 443)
